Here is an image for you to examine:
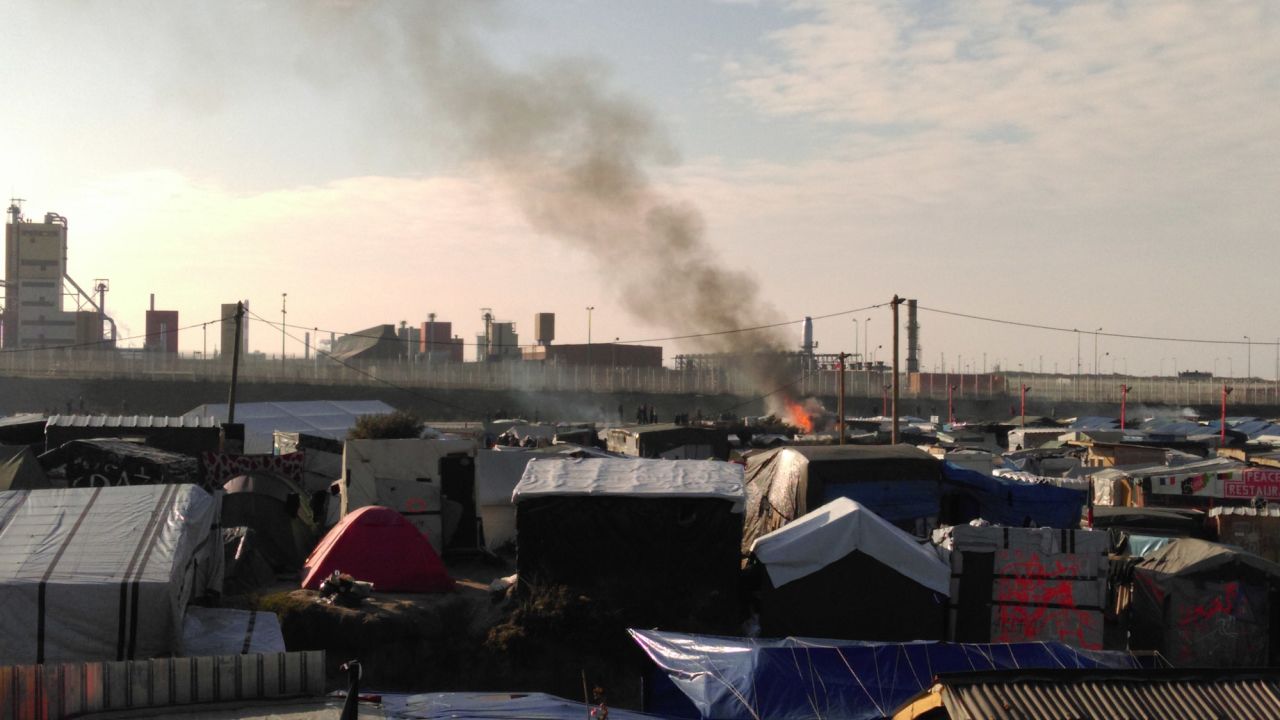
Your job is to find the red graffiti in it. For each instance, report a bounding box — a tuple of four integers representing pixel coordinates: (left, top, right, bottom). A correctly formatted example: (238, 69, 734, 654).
(1177, 581, 1239, 627)
(990, 550, 1101, 650)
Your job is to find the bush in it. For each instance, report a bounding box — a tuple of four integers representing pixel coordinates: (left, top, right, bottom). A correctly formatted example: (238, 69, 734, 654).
(348, 411, 424, 440)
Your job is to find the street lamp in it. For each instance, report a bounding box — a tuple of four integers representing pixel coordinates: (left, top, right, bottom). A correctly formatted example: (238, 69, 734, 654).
(1245, 335, 1252, 379)
(281, 293, 287, 370)
(864, 317, 871, 366)
(852, 319, 859, 365)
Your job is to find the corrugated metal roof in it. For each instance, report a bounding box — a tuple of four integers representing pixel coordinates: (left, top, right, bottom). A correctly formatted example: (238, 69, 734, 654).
(927, 669, 1280, 720)
(45, 414, 218, 428)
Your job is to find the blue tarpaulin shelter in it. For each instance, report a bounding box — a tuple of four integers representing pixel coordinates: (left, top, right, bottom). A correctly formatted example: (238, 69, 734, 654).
(632, 629, 1137, 720)
(940, 461, 1085, 528)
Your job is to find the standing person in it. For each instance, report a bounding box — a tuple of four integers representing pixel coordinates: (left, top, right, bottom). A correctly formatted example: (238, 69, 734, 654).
(649, 405, 657, 424)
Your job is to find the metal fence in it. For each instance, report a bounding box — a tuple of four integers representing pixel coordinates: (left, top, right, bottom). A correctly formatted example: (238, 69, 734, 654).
(1, 350, 1277, 407)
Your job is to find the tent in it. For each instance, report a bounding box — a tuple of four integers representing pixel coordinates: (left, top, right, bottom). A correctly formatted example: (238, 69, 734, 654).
(0, 444, 51, 490)
(302, 505, 453, 593)
(514, 457, 744, 627)
(748, 497, 948, 641)
(222, 526, 279, 595)
(939, 461, 1086, 529)
(743, 444, 942, 548)
(1130, 538, 1280, 667)
(0, 484, 223, 664)
(183, 399, 397, 454)
(632, 629, 1138, 720)
(221, 472, 307, 573)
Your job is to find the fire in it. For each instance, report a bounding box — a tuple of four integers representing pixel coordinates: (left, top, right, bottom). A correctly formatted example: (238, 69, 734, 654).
(784, 398, 814, 433)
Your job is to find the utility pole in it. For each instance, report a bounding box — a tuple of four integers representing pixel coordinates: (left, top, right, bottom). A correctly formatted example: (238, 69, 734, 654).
(891, 295, 904, 443)
(1021, 385, 1030, 428)
(227, 301, 244, 424)
(586, 306, 595, 369)
(281, 293, 287, 371)
(1120, 384, 1130, 430)
(838, 352, 847, 445)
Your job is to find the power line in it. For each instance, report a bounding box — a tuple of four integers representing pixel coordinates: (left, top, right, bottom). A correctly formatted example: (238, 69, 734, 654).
(246, 309, 481, 415)
(261, 301, 890, 351)
(917, 304, 1275, 346)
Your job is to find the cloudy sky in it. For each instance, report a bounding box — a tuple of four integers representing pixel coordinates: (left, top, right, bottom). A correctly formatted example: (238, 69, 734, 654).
(1, 0, 1277, 378)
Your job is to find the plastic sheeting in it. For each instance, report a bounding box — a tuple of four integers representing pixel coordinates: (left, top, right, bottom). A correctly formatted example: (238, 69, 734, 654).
(750, 497, 949, 594)
(514, 457, 745, 509)
(380, 692, 665, 719)
(181, 606, 286, 656)
(631, 629, 1138, 720)
(0, 484, 223, 664)
(941, 462, 1086, 529)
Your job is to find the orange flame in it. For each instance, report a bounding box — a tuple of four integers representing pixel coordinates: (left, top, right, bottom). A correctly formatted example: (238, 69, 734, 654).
(785, 398, 814, 433)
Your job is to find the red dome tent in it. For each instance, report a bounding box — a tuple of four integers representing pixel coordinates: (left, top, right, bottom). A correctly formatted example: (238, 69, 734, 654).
(302, 506, 453, 593)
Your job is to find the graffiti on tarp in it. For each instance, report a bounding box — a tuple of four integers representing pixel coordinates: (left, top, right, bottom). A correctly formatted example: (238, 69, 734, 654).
(990, 550, 1102, 650)
(1170, 580, 1267, 665)
(67, 455, 159, 488)
(202, 451, 305, 488)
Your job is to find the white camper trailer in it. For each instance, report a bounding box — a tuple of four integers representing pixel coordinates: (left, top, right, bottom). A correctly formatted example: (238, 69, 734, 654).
(340, 438, 478, 551)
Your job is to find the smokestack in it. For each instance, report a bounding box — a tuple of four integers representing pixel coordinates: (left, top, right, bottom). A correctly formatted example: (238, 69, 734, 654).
(150, 293, 155, 312)
(801, 316, 814, 355)
(304, 331, 311, 360)
(907, 299, 919, 373)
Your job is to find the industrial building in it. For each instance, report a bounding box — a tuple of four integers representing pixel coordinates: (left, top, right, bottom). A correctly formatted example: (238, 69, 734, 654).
(1, 201, 114, 350)
(144, 294, 179, 354)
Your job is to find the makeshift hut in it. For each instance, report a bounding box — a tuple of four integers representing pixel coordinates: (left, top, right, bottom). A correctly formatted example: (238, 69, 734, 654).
(934, 524, 1109, 650)
(301, 505, 453, 593)
(743, 444, 942, 546)
(43, 414, 220, 456)
(340, 437, 478, 550)
(39, 438, 201, 489)
(1210, 506, 1280, 563)
(474, 444, 614, 551)
(606, 424, 730, 460)
(1130, 538, 1280, 667)
(0, 484, 223, 664)
(748, 497, 948, 641)
(513, 457, 744, 626)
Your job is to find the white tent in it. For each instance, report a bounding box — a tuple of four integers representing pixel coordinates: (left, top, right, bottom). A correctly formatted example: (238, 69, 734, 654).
(0, 484, 222, 664)
(750, 497, 949, 593)
(184, 399, 396, 454)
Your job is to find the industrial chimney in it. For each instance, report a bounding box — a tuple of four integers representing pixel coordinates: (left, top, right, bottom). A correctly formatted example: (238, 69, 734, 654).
(801, 316, 814, 355)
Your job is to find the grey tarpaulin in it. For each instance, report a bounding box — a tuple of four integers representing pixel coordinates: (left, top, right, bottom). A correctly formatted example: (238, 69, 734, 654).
(181, 606, 286, 656)
(0, 484, 223, 664)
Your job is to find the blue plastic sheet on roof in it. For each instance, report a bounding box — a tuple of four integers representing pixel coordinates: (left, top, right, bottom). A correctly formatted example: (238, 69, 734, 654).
(632, 630, 1137, 720)
(821, 480, 939, 524)
(940, 462, 1086, 529)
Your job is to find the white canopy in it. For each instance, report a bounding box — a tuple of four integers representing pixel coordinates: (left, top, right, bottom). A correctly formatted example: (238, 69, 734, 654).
(749, 497, 949, 594)
(513, 457, 744, 510)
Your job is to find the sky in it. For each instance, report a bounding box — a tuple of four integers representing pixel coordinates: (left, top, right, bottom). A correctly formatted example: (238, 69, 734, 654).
(1, 0, 1278, 379)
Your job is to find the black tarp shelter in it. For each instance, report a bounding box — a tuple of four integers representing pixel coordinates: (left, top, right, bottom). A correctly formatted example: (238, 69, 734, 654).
(743, 444, 942, 547)
(1130, 538, 1280, 667)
